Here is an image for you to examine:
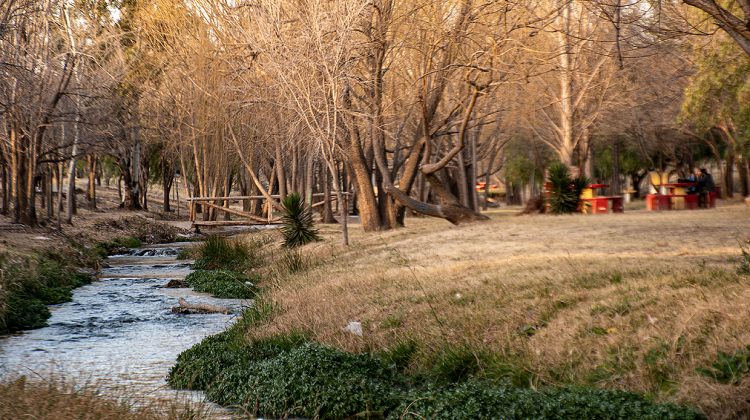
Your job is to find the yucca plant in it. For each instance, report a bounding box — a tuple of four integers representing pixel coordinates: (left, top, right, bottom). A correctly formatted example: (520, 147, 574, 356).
(547, 162, 589, 214)
(280, 193, 321, 248)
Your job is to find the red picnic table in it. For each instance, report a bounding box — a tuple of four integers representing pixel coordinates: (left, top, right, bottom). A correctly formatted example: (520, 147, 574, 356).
(580, 184, 624, 214)
(646, 183, 719, 211)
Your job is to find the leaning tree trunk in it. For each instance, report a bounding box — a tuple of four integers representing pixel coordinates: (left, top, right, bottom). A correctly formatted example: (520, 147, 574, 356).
(386, 172, 488, 225)
(384, 87, 487, 225)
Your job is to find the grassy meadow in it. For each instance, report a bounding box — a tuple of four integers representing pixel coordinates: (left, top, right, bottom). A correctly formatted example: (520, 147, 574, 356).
(229, 203, 750, 417)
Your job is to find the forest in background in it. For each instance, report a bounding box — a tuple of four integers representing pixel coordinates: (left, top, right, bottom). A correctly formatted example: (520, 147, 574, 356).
(1, 0, 749, 230)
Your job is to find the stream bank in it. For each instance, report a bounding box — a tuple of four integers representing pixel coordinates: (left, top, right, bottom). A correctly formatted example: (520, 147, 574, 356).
(0, 241, 247, 412)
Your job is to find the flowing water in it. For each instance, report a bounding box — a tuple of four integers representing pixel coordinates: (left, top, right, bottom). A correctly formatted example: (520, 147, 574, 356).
(0, 242, 248, 412)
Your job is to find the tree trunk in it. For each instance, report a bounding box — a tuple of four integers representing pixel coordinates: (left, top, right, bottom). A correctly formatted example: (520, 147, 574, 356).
(469, 131, 479, 212)
(162, 158, 174, 213)
(239, 169, 250, 212)
(45, 168, 53, 219)
(275, 145, 287, 200)
(1, 161, 7, 216)
(456, 148, 470, 208)
(344, 113, 382, 231)
(117, 175, 123, 203)
(56, 162, 63, 229)
(725, 150, 735, 198)
(121, 163, 143, 210)
(223, 170, 233, 221)
(66, 155, 77, 223)
(739, 157, 749, 197)
(87, 154, 97, 209)
(611, 138, 621, 194)
(320, 164, 336, 223)
(557, 0, 575, 167)
(25, 153, 38, 226)
(304, 153, 315, 208)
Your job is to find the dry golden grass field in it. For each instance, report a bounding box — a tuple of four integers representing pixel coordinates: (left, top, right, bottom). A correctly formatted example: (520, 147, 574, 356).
(0, 377, 207, 420)
(248, 203, 750, 418)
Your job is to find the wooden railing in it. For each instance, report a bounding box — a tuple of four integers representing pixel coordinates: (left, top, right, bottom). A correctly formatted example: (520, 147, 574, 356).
(186, 193, 347, 231)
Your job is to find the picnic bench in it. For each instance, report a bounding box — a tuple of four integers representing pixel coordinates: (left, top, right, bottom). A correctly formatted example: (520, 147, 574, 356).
(580, 184, 624, 214)
(646, 184, 720, 211)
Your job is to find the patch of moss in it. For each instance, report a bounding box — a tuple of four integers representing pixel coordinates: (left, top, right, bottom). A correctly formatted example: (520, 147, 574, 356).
(185, 270, 258, 299)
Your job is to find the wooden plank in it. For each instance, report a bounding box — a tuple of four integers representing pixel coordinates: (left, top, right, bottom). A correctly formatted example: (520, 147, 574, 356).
(186, 192, 351, 202)
(311, 198, 338, 208)
(188, 195, 277, 202)
(202, 202, 272, 223)
(191, 220, 282, 227)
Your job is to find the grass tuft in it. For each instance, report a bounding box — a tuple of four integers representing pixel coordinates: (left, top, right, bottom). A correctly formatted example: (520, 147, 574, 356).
(738, 239, 750, 275)
(193, 235, 260, 271)
(697, 345, 750, 384)
(1, 376, 207, 419)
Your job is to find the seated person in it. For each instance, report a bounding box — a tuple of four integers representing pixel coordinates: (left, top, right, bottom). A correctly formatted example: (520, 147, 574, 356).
(679, 171, 697, 194)
(696, 168, 716, 208)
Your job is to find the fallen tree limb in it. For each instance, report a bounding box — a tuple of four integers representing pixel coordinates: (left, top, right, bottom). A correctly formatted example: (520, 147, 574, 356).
(385, 180, 488, 225)
(172, 297, 232, 315)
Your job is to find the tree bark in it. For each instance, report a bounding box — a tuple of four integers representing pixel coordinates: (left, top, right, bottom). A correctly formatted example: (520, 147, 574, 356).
(87, 154, 97, 209)
(739, 157, 749, 197)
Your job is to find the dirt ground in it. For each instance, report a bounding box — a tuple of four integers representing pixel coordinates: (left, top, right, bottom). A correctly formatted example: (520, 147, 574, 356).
(0, 182, 191, 256)
(244, 199, 750, 418)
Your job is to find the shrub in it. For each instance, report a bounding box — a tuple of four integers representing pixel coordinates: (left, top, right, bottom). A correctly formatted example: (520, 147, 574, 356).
(169, 328, 308, 393)
(168, 303, 290, 390)
(168, 331, 247, 390)
(193, 235, 259, 271)
(204, 332, 310, 405)
(390, 380, 702, 420)
(3, 292, 50, 331)
(697, 345, 750, 384)
(280, 193, 321, 248)
(547, 162, 588, 214)
(0, 253, 94, 333)
(185, 270, 258, 299)
(113, 236, 142, 249)
(95, 237, 142, 256)
(229, 343, 401, 419)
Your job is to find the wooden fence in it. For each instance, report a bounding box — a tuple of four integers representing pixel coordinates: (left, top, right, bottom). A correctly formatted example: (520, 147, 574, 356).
(186, 193, 345, 231)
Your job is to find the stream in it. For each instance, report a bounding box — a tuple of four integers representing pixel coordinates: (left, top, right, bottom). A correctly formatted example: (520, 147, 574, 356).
(0, 242, 247, 413)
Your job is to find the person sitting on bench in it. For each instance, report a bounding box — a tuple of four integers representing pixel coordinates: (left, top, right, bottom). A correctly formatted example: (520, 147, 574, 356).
(679, 171, 697, 194)
(696, 168, 715, 208)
